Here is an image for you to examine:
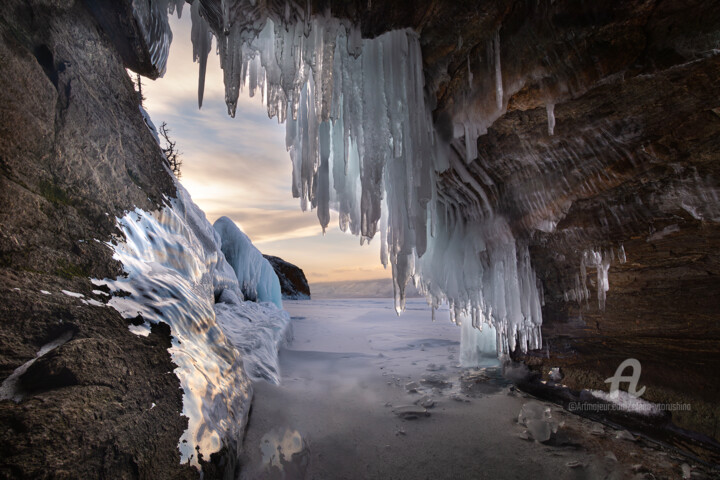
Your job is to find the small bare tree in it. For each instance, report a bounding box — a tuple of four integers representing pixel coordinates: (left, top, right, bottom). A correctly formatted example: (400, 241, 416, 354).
(159, 121, 182, 178)
(135, 73, 145, 106)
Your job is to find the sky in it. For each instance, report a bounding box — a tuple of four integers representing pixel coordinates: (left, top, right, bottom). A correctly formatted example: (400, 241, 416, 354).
(142, 14, 389, 284)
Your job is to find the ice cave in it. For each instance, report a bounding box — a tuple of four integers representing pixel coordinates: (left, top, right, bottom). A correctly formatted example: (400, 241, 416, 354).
(1, 0, 720, 478)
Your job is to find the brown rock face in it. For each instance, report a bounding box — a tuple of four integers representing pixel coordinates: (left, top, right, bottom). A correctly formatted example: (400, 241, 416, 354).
(420, 0, 720, 448)
(263, 254, 312, 299)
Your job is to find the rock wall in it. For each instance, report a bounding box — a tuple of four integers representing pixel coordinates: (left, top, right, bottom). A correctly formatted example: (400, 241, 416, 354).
(0, 1, 199, 477)
(423, 0, 720, 445)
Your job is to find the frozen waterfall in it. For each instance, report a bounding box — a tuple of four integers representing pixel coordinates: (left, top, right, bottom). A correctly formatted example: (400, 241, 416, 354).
(132, 0, 549, 354)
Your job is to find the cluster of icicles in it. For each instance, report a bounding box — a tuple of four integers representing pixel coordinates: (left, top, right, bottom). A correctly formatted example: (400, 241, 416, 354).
(134, 0, 543, 354)
(563, 246, 627, 310)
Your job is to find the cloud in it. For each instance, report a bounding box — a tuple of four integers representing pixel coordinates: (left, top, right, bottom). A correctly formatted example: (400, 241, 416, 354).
(144, 15, 273, 122)
(215, 208, 326, 244)
(308, 272, 329, 278)
(330, 266, 387, 274)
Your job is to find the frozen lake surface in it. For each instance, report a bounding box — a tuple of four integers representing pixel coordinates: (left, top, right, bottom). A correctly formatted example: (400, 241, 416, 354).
(239, 299, 701, 479)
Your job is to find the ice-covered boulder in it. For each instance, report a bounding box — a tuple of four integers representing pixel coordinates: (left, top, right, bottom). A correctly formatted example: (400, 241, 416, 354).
(213, 216, 283, 309)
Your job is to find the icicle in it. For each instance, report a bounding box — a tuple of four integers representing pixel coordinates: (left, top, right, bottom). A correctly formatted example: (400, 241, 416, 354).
(493, 30, 503, 111)
(467, 55, 473, 89)
(168, 0, 184, 18)
(317, 121, 331, 231)
(546, 103, 555, 136)
(179, 8, 546, 355)
(191, 2, 213, 108)
(574, 249, 616, 310)
(464, 123, 478, 163)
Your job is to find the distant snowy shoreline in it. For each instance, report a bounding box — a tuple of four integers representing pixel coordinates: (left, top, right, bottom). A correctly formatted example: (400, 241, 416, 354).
(311, 278, 423, 299)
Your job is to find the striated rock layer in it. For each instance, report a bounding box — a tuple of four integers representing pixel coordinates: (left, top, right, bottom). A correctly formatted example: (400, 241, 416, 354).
(426, 0, 720, 448)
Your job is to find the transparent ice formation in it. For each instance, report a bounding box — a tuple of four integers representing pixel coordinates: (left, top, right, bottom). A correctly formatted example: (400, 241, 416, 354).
(97, 166, 289, 465)
(546, 103, 555, 136)
(459, 313, 498, 368)
(563, 246, 627, 310)
(517, 401, 557, 442)
(215, 298, 291, 383)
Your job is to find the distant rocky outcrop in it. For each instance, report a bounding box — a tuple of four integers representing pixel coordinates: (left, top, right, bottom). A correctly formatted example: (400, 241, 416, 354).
(262, 255, 311, 300)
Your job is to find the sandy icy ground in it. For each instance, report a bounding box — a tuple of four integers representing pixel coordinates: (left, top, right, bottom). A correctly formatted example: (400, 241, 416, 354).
(238, 299, 712, 480)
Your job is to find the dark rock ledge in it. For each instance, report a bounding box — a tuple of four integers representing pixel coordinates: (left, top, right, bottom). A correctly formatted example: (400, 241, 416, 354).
(263, 255, 311, 300)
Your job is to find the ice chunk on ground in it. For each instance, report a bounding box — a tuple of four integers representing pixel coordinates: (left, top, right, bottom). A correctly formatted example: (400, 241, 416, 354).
(61, 290, 84, 298)
(616, 429, 636, 441)
(518, 401, 556, 442)
(393, 405, 429, 419)
(590, 423, 605, 435)
(414, 396, 435, 408)
(420, 374, 452, 389)
(549, 367, 562, 382)
(527, 419, 552, 442)
(589, 389, 663, 416)
(449, 393, 471, 403)
(81, 299, 105, 307)
(405, 381, 420, 393)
